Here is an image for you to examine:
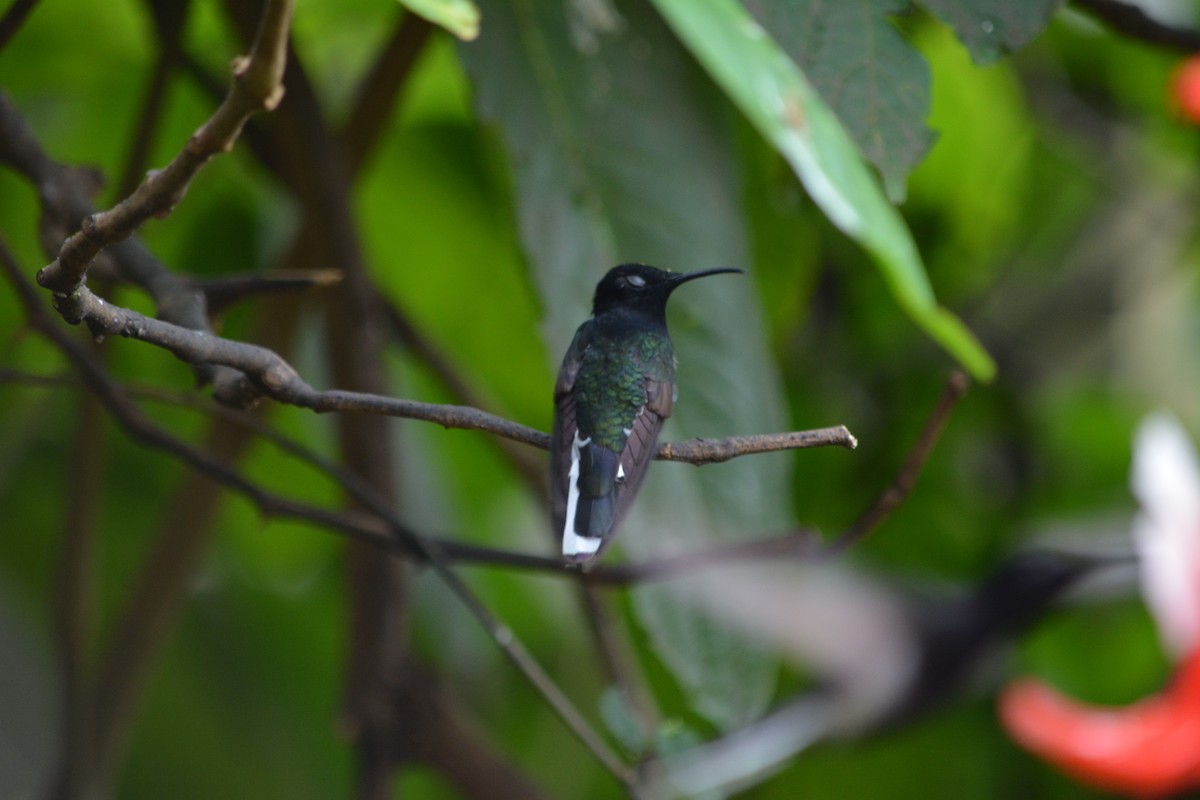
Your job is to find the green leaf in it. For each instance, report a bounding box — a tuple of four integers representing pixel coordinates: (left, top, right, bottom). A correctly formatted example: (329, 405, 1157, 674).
(462, 0, 791, 729)
(649, 0, 996, 381)
(919, 0, 1063, 64)
(398, 0, 480, 41)
(744, 0, 934, 202)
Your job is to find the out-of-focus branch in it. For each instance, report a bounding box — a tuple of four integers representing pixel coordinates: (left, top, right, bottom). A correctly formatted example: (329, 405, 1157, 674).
(114, 0, 192, 199)
(0, 0, 39, 52)
(338, 10, 433, 175)
(395, 661, 552, 799)
(205, 18, 412, 788)
(35, 0, 293, 295)
(582, 530, 823, 586)
(91, 415, 265, 793)
(51, 364, 106, 800)
(825, 371, 969, 554)
(1072, 0, 1200, 52)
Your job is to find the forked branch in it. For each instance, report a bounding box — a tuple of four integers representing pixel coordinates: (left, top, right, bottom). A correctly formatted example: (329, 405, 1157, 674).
(35, 0, 294, 295)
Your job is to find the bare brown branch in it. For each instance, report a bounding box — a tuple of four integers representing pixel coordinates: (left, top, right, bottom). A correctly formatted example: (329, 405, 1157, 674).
(661, 426, 857, 464)
(34, 0, 293, 295)
(46, 282, 858, 467)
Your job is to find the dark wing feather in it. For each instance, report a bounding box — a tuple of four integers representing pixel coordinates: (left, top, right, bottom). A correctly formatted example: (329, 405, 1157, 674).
(609, 377, 673, 534)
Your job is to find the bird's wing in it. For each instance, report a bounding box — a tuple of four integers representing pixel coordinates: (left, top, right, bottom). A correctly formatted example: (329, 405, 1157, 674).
(614, 376, 672, 515)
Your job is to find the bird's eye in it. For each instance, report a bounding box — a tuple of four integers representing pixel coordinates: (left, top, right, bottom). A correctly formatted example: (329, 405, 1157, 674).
(627, 275, 646, 289)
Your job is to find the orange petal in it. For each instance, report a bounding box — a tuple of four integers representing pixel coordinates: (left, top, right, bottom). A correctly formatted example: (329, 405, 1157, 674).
(999, 650, 1200, 797)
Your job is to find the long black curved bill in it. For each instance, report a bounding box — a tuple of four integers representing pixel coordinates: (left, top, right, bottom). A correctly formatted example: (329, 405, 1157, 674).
(667, 267, 745, 288)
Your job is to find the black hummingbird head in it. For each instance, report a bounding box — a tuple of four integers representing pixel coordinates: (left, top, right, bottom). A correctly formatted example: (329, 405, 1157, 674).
(591, 263, 743, 317)
(970, 548, 1132, 632)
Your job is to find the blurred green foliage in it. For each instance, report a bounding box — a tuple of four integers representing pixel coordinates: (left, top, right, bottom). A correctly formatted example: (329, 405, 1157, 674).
(1, 0, 1198, 798)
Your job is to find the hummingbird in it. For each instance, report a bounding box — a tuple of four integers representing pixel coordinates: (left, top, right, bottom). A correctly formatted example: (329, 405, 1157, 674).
(666, 548, 1130, 796)
(550, 263, 743, 565)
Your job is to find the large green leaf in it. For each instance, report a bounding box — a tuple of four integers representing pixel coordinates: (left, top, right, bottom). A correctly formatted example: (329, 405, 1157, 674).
(650, 0, 996, 381)
(744, 0, 934, 202)
(920, 0, 1063, 64)
(397, 0, 481, 40)
(461, 0, 793, 729)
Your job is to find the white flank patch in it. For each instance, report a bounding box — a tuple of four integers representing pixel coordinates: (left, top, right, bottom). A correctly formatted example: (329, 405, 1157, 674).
(563, 430, 601, 558)
(564, 530, 602, 559)
(616, 462, 626, 483)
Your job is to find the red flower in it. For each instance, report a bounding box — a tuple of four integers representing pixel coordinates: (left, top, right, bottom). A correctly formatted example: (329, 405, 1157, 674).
(1000, 415, 1200, 797)
(1172, 56, 1200, 125)
(999, 648, 1200, 798)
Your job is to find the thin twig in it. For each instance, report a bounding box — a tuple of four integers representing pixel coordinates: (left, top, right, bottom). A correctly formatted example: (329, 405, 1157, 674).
(824, 371, 970, 554)
(193, 268, 343, 315)
(430, 555, 638, 786)
(396, 660, 553, 799)
(177, 48, 284, 179)
(1072, 0, 1200, 52)
(661, 426, 857, 464)
(35, 0, 293, 295)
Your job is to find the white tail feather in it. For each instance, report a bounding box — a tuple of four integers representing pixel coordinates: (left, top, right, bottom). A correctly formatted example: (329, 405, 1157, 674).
(562, 430, 601, 559)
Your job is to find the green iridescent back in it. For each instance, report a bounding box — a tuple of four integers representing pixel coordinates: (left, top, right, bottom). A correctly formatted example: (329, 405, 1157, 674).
(569, 322, 675, 452)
